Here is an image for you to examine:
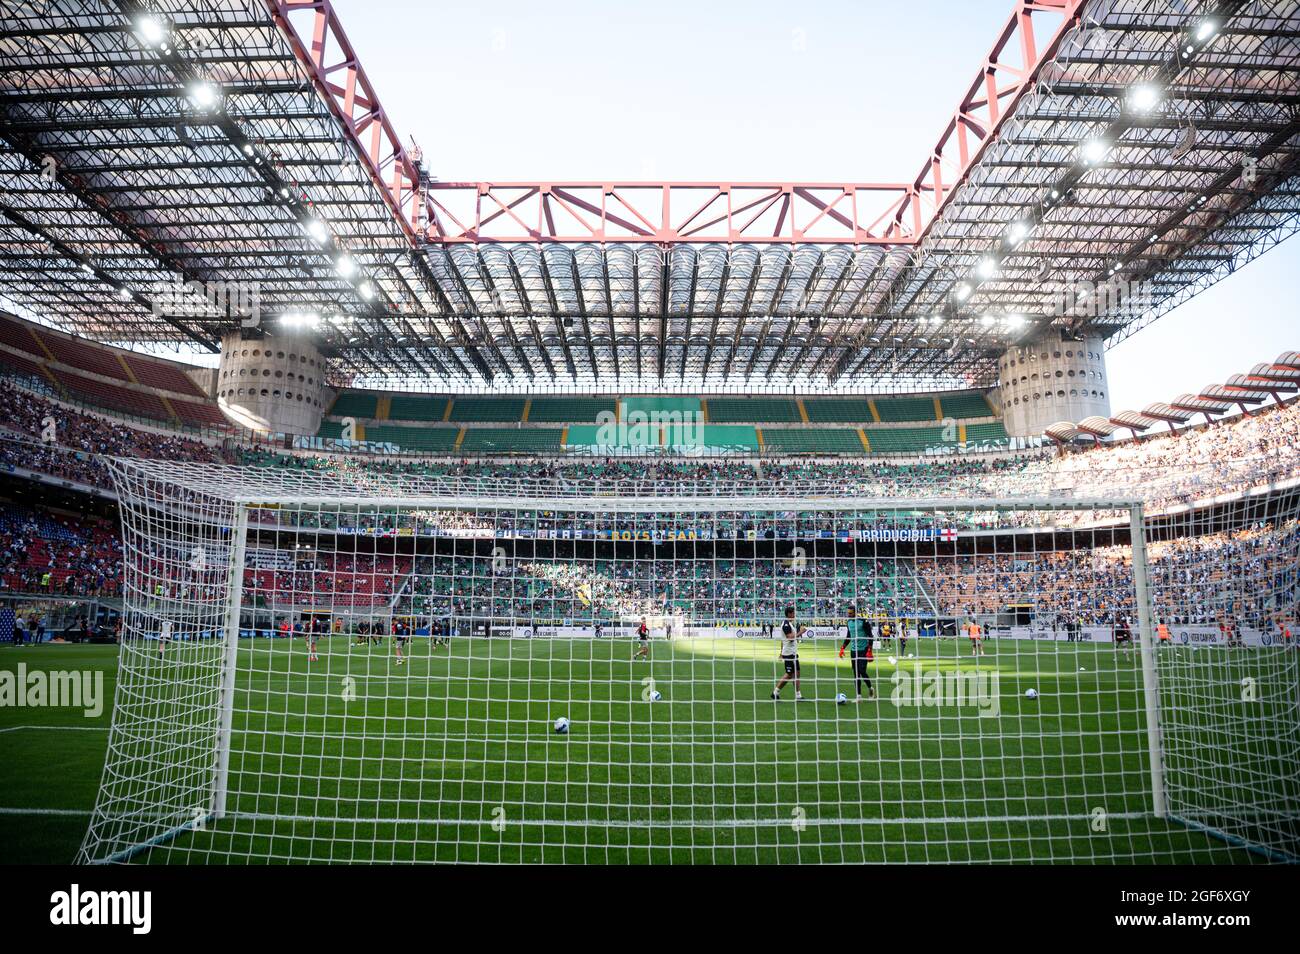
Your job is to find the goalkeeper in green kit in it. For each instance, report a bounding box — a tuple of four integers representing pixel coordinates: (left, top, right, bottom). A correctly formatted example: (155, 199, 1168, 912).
(839, 605, 875, 702)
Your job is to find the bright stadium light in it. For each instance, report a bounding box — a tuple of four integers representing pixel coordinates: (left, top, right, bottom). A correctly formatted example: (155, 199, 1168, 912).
(334, 254, 357, 279)
(976, 257, 998, 279)
(1006, 221, 1029, 246)
(980, 314, 995, 327)
(1129, 84, 1161, 112)
(1005, 313, 1026, 330)
(281, 311, 321, 329)
(955, 283, 972, 301)
(136, 15, 168, 47)
(116, 286, 132, 300)
(357, 280, 376, 300)
(304, 218, 328, 244)
(1196, 20, 1217, 42)
(186, 80, 221, 111)
(1080, 138, 1109, 164)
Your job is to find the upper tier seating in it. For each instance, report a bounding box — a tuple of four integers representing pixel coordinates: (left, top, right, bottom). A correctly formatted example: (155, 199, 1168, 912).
(449, 396, 527, 422)
(939, 391, 994, 419)
(460, 427, 563, 452)
(50, 368, 171, 421)
(874, 395, 939, 422)
(761, 428, 863, 454)
(388, 393, 448, 422)
(803, 398, 873, 423)
(528, 396, 616, 423)
(708, 397, 801, 423)
(123, 354, 205, 398)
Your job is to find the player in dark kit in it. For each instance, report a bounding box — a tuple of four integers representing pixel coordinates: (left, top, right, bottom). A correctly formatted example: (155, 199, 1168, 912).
(1114, 615, 1133, 659)
(838, 605, 875, 702)
(634, 616, 650, 661)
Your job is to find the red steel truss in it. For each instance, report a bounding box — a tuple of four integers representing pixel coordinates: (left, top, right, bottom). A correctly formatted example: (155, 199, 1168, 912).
(265, 0, 428, 243)
(423, 182, 919, 246)
(896, 0, 1088, 237)
(266, 0, 1084, 247)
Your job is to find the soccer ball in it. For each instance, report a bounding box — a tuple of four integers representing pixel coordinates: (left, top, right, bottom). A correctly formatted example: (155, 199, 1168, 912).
(1024, 688, 1039, 699)
(835, 692, 848, 705)
(649, 690, 662, 702)
(553, 716, 570, 734)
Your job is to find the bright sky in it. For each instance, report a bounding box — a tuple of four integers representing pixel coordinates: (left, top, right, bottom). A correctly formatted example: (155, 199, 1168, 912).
(331, 0, 1296, 407)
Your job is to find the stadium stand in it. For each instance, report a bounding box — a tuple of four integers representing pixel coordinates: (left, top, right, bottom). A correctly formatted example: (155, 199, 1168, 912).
(459, 427, 563, 453)
(874, 394, 939, 422)
(707, 397, 802, 423)
(803, 397, 873, 423)
(449, 396, 527, 422)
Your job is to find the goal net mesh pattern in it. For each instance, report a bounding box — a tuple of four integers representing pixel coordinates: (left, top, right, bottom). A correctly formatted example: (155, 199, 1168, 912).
(77, 459, 1299, 863)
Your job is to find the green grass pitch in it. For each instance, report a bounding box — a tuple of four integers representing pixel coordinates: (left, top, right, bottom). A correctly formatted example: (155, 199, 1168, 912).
(0, 636, 1268, 863)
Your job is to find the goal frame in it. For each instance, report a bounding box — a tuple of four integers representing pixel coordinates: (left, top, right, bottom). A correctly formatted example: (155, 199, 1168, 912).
(83, 458, 1188, 863)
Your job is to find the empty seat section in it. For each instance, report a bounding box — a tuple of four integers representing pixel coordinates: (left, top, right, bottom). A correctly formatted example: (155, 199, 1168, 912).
(873, 395, 938, 422)
(51, 369, 170, 420)
(761, 429, 863, 454)
(708, 397, 800, 423)
(938, 391, 993, 418)
(36, 330, 130, 381)
(864, 426, 947, 454)
(124, 354, 206, 397)
(0, 313, 42, 354)
(803, 398, 872, 423)
(449, 396, 525, 422)
(364, 424, 459, 452)
(0, 348, 49, 381)
(963, 421, 1009, 443)
(171, 399, 227, 428)
(528, 396, 615, 423)
(329, 390, 379, 418)
(460, 428, 562, 452)
(388, 393, 448, 421)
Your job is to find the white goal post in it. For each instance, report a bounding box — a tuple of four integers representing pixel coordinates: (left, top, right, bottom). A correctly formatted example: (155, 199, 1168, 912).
(78, 458, 1300, 864)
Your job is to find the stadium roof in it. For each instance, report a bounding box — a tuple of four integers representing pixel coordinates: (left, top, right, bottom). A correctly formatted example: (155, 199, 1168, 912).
(1, 0, 1299, 393)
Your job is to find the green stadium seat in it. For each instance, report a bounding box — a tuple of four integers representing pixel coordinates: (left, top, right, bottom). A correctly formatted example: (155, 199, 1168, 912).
(528, 396, 616, 423)
(708, 397, 801, 423)
(389, 393, 448, 421)
(364, 424, 460, 453)
(449, 396, 526, 422)
(939, 391, 993, 419)
(963, 421, 1009, 445)
(873, 395, 938, 422)
(803, 398, 872, 423)
(863, 426, 948, 454)
(460, 428, 563, 452)
(329, 390, 378, 418)
(761, 429, 863, 454)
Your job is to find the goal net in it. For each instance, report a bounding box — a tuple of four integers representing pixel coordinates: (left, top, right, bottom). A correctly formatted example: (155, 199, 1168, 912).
(78, 458, 1299, 863)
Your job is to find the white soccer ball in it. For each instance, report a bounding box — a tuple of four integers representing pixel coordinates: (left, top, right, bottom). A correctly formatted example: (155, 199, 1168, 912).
(649, 690, 662, 702)
(907, 653, 914, 658)
(834, 692, 848, 706)
(1024, 688, 1039, 699)
(888, 655, 898, 665)
(553, 716, 570, 734)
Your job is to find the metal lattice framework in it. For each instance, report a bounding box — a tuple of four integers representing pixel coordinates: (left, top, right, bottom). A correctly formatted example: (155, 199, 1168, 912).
(1, 0, 1299, 393)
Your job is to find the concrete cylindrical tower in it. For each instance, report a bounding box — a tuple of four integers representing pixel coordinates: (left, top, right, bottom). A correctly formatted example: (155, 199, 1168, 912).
(997, 331, 1110, 438)
(216, 332, 328, 435)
